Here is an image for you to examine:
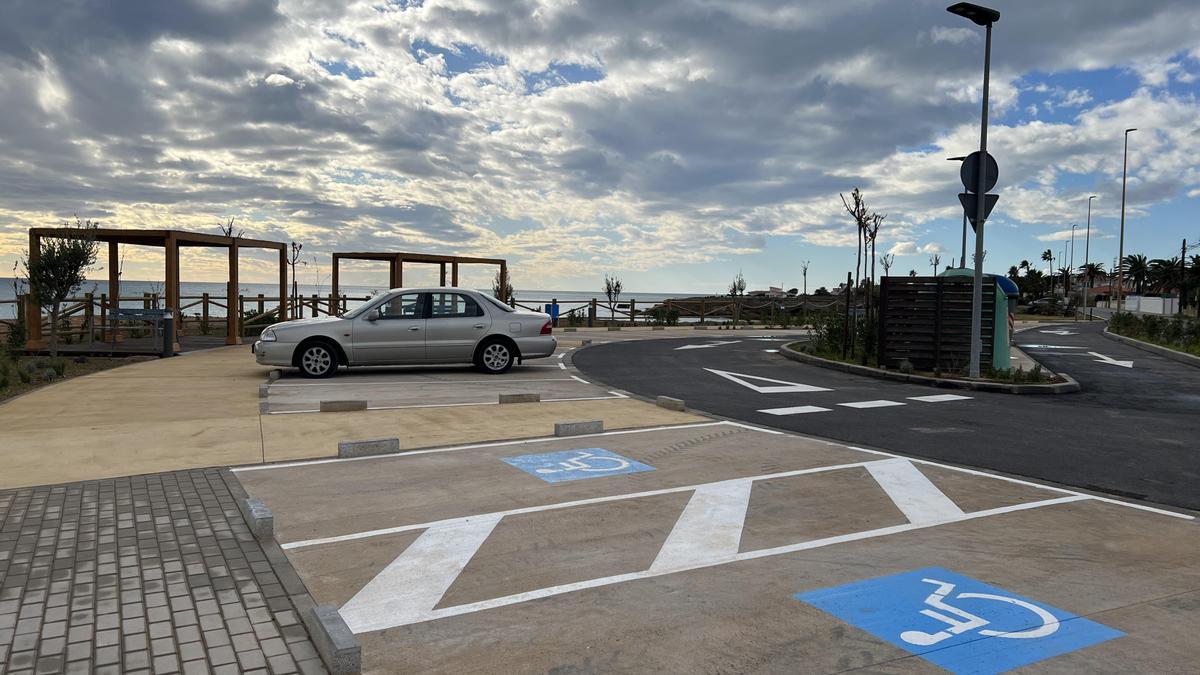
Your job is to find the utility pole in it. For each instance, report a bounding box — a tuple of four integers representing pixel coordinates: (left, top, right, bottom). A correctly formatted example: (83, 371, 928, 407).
(1116, 127, 1137, 313)
(1082, 195, 1095, 320)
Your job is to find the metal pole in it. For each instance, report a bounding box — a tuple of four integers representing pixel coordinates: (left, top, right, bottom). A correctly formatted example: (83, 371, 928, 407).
(1117, 128, 1135, 313)
(1083, 196, 1094, 320)
(1068, 223, 1076, 299)
(968, 21, 992, 379)
(960, 211, 969, 268)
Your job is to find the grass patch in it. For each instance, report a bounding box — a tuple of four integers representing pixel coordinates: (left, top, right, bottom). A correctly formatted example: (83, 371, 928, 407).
(0, 355, 134, 403)
(1108, 312, 1200, 357)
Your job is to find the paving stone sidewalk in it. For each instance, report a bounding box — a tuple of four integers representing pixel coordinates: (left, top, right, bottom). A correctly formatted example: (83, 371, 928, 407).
(0, 469, 327, 675)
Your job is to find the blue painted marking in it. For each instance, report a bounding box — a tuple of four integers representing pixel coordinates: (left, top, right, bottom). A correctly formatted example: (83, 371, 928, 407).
(796, 567, 1122, 674)
(501, 448, 654, 483)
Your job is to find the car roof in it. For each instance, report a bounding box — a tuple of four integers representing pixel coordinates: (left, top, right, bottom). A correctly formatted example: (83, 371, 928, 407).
(384, 287, 482, 294)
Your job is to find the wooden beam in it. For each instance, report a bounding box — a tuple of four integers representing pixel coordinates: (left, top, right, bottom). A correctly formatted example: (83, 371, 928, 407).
(452, 262, 459, 286)
(439, 262, 447, 286)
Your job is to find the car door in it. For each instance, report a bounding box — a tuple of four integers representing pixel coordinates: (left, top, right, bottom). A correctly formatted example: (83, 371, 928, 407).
(425, 292, 490, 363)
(352, 292, 428, 364)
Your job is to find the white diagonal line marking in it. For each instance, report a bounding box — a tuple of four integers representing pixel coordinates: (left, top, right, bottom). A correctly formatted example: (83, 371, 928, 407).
(340, 515, 501, 634)
(758, 405, 831, 416)
(906, 394, 972, 403)
(650, 480, 753, 573)
(867, 458, 965, 524)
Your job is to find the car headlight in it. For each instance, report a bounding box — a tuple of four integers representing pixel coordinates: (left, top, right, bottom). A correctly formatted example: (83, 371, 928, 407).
(261, 328, 277, 342)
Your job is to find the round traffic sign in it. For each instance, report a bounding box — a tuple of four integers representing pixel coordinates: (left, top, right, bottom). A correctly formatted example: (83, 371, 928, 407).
(960, 151, 998, 193)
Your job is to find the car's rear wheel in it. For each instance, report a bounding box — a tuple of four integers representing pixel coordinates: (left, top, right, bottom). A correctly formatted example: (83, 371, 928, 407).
(297, 340, 338, 378)
(475, 339, 514, 374)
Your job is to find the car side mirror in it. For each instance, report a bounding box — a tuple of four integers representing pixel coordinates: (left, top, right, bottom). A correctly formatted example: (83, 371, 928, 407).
(366, 310, 380, 321)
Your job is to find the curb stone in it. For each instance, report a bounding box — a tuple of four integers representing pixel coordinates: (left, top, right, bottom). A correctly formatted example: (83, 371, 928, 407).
(1103, 328, 1200, 368)
(778, 343, 1080, 394)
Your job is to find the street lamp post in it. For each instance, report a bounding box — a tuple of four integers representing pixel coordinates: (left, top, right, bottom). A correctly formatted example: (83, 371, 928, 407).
(1068, 223, 1077, 299)
(946, 2, 1000, 379)
(1083, 195, 1096, 320)
(1116, 127, 1137, 313)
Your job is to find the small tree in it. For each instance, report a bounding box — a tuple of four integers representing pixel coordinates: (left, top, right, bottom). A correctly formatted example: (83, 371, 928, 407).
(728, 270, 746, 297)
(24, 217, 99, 356)
(929, 253, 942, 276)
(286, 242, 305, 318)
(219, 216, 244, 239)
(881, 253, 895, 276)
(603, 274, 623, 322)
(492, 271, 515, 304)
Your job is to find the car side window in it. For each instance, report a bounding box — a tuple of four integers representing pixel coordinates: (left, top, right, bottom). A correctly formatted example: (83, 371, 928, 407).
(429, 293, 482, 319)
(377, 293, 424, 319)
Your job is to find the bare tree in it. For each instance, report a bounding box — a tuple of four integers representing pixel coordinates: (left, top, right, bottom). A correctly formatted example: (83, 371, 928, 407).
(728, 270, 747, 297)
(24, 217, 99, 356)
(603, 274, 623, 320)
(801, 260, 810, 297)
(881, 253, 895, 276)
(219, 217, 244, 239)
(929, 253, 942, 276)
(286, 242, 304, 318)
(840, 188, 870, 302)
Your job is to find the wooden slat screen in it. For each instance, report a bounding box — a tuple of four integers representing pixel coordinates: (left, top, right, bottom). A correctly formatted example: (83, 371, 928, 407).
(878, 276, 996, 373)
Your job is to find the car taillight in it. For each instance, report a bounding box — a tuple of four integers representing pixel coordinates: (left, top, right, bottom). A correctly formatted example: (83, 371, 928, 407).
(540, 321, 552, 335)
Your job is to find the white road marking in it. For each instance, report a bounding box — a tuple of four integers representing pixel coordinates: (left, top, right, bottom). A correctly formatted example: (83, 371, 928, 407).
(267, 391, 628, 415)
(558, 362, 566, 369)
(649, 480, 753, 572)
(570, 375, 591, 384)
(763, 349, 779, 353)
(1016, 344, 1085, 350)
(839, 400, 905, 409)
(336, 494, 1088, 632)
(1039, 329, 1077, 335)
(234, 421, 732, 472)
(907, 394, 973, 403)
(757, 405, 831, 416)
(675, 340, 742, 351)
(867, 458, 965, 524)
(269, 377, 574, 387)
(703, 368, 831, 393)
(340, 515, 501, 634)
(1088, 351, 1134, 368)
(283, 460, 882, 550)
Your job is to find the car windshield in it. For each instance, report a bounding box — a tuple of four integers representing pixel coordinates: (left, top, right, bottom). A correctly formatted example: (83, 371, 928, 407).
(479, 293, 515, 313)
(342, 295, 387, 319)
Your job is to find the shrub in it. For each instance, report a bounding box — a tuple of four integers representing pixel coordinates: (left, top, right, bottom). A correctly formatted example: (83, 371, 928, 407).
(898, 359, 914, 374)
(50, 359, 66, 377)
(17, 367, 31, 384)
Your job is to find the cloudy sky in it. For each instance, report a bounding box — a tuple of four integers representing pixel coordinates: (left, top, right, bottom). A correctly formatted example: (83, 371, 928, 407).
(1, 0, 1198, 293)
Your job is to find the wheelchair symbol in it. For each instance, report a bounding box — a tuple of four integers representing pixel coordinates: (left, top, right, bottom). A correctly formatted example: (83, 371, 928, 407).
(534, 450, 632, 474)
(900, 578, 1060, 647)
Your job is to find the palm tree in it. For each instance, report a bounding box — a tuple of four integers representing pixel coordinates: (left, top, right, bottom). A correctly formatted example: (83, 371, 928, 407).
(1148, 257, 1181, 294)
(1019, 259, 1031, 273)
(1057, 266, 1072, 297)
(1007, 265, 1020, 280)
(1041, 249, 1055, 295)
(1122, 254, 1149, 295)
(1079, 262, 1105, 291)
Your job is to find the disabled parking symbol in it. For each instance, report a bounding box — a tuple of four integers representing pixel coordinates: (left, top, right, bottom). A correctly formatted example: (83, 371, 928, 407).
(502, 448, 655, 483)
(796, 567, 1122, 674)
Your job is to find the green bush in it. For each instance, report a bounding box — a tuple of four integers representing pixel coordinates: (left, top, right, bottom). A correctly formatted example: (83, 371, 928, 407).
(50, 359, 66, 377)
(645, 306, 680, 326)
(1109, 312, 1200, 356)
(17, 367, 31, 384)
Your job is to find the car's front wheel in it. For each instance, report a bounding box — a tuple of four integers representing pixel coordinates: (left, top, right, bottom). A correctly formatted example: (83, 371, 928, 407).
(475, 339, 515, 374)
(297, 340, 339, 378)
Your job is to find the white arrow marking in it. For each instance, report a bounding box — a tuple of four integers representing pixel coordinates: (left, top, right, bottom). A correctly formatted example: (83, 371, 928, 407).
(1017, 344, 1086, 350)
(1039, 329, 1077, 336)
(703, 368, 832, 393)
(1088, 351, 1134, 368)
(675, 340, 742, 351)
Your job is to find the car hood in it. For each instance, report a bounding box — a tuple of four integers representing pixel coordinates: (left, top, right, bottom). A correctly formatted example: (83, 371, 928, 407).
(266, 316, 343, 332)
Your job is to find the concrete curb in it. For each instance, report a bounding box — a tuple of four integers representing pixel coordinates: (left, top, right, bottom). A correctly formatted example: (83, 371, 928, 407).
(607, 326, 622, 331)
(320, 400, 368, 412)
(580, 339, 592, 345)
(656, 396, 686, 411)
(268, 369, 282, 382)
(237, 497, 274, 540)
(693, 325, 708, 330)
(258, 400, 270, 415)
(258, 384, 270, 398)
(778, 343, 1080, 395)
(220, 471, 361, 674)
(652, 326, 665, 331)
(555, 419, 604, 436)
(338, 437, 401, 459)
(1103, 328, 1200, 368)
(499, 392, 540, 404)
(303, 605, 362, 674)
(563, 327, 577, 332)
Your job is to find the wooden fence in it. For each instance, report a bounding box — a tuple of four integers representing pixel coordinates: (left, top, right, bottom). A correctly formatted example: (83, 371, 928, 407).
(878, 276, 996, 372)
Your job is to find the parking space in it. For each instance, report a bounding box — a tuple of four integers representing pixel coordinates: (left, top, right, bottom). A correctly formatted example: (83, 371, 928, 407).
(233, 421, 1200, 673)
(265, 356, 620, 413)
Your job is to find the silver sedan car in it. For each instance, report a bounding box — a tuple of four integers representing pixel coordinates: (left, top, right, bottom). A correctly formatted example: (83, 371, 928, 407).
(253, 288, 557, 377)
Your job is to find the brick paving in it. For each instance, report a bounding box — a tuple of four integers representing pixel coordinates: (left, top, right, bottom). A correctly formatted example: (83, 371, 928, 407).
(0, 469, 327, 675)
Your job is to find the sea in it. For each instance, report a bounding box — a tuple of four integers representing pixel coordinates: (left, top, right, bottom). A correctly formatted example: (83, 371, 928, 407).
(0, 278, 697, 320)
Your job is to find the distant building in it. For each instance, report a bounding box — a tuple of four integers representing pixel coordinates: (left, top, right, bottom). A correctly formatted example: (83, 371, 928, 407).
(748, 287, 785, 298)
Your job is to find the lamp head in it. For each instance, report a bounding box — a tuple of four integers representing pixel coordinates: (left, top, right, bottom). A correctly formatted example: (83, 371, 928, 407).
(946, 2, 1000, 26)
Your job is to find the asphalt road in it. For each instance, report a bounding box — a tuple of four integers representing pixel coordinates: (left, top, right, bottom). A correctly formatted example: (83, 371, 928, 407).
(573, 323, 1200, 512)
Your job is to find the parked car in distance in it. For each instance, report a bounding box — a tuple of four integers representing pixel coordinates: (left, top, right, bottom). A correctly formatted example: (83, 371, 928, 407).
(1024, 297, 1062, 315)
(253, 287, 556, 377)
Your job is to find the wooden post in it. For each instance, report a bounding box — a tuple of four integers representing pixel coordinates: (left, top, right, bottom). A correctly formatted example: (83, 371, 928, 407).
(257, 294, 265, 315)
(700, 299, 706, 324)
(144, 293, 152, 310)
(202, 293, 210, 333)
(499, 261, 509, 305)
(630, 299, 636, 327)
(165, 233, 180, 349)
(107, 241, 119, 342)
(84, 292, 94, 344)
(452, 262, 459, 286)
(279, 247, 289, 321)
(329, 253, 339, 320)
(26, 230, 45, 348)
(226, 241, 240, 345)
(588, 298, 596, 327)
(99, 292, 108, 342)
(439, 262, 447, 287)
(329, 293, 337, 317)
(390, 257, 404, 289)
(311, 294, 319, 316)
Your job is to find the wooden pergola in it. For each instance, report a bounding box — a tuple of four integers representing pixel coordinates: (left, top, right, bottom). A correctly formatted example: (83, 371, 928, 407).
(330, 251, 507, 301)
(26, 228, 287, 349)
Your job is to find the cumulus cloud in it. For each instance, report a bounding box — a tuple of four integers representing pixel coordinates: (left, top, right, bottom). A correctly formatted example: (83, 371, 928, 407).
(0, 0, 1197, 288)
